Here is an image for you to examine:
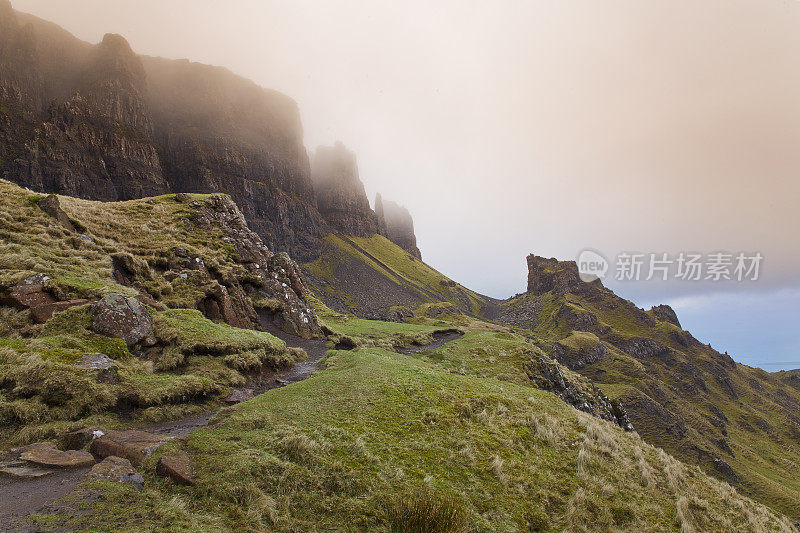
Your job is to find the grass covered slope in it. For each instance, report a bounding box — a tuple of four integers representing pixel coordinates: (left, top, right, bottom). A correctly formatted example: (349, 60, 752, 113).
(39, 339, 794, 531)
(0, 180, 307, 447)
(498, 255, 800, 521)
(303, 234, 496, 320)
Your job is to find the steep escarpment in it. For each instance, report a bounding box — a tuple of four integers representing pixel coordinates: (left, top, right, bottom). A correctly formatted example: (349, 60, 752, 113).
(375, 193, 421, 259)
(0, 5, 327, 261)
(19, 33, 168, 201)
(496, 254, 800, 521)
(311, 142, 384, 237)
(142, 56, 328, 261)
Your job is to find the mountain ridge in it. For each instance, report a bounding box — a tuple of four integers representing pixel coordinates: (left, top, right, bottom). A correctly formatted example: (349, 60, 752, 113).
(495, 254, 800, 520)
(0, 4, 419, 266)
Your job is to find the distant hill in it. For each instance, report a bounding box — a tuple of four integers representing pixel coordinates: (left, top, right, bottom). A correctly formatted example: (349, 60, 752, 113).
(495, 254, 800, 520)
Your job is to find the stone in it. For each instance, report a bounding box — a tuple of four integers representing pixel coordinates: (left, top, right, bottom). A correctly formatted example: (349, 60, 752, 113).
(75, 353, 119, 383)
(8, 441, 58, 459)
(0, 465, 55, 480)
(90, 430, 170, 466)
(0, 274, 55, 310)
(174, 192, 191, 203)
(224, 388, 254, 404)
(74, 353, 117, 371)
(155, 452, 195, 486)
(90, 294, 154, 346)
(89, 456, 144, 491)
(60, 428, 105, 451)
(29, 299, 90, 323)
(20, 447, 95, 469)
(37, 194, 76, 231)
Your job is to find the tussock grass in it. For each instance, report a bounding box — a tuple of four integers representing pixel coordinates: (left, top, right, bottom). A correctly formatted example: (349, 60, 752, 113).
(47, 348, 797, 531)
(386, 487, 468, 533)
(0, 181, 295, 445)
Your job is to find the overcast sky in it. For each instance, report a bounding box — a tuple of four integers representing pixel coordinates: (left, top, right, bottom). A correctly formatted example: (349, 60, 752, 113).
(12, 0, 800, 369)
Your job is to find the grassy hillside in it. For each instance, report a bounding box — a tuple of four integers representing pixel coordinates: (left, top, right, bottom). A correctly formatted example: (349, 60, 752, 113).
(2, 181, 796, 530)
(498, 257, 800, 521)
(29, 327, 794, 531)
(303, 234, 496, 320)
(0, 180, 303, 447)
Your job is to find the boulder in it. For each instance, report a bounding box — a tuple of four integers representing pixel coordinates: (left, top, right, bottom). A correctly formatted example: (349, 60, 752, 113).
(74, 353, 119, 383)
(60, 428, 105, 451)
(20, 446, 95, 469)
(224, 388, 255, 404)
(0, 274, 55, 309)
(155, 452, 195, 485)
(90, 294, 155, 346)
(0, 464, 55, 480)
(29, 299, 90, 323)
(90, 430, 170, 466)
(74, 353, 116, 371)
(37, 194, 76, 231)
(89, 456, 144, 491)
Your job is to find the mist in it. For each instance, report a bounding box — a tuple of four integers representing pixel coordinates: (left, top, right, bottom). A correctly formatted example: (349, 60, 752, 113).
(12, 0, 800, 367)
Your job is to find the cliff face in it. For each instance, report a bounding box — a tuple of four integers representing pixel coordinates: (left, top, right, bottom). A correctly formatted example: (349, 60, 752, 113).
(0, 5, 328, 261)
(141, 56, 328, 260)
(20, 34, 169, 201)
(375, 194, 421, 259)
(311, 142, 384, 236)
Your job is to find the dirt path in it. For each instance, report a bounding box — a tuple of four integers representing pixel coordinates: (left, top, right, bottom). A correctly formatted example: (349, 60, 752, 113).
(0, 327, 459, 530)
(399, 329, 463, 354)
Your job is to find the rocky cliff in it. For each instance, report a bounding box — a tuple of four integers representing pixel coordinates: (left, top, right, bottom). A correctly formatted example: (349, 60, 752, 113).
(496, 253, 800, 520)
(311, 142, 384, 236)
(0, 4, 328, 261)
(375, 194, 421, 259)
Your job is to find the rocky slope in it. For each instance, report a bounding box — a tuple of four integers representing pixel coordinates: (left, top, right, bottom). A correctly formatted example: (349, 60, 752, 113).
(0, 179, 320, 447)
(495, 254, 800, 521)
(375, 193, 422, 259)
(303, 234, 497, 320)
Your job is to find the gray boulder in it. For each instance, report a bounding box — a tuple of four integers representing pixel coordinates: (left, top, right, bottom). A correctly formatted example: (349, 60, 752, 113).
(90, 294, 155, 346)
(89, 456, 144, 491)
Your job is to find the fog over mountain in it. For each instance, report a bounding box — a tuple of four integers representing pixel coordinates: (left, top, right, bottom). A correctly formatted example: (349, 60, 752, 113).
(12, 0, 800, 368)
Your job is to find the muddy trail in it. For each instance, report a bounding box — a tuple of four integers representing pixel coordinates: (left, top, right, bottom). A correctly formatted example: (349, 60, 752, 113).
(399, 329, 463, 354)
(0, 327, 460, 530)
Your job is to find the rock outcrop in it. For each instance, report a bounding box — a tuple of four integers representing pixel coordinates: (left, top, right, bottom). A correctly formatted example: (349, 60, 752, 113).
(526, 348, 633, 431)
(0, 6, 327, 261)
(375, 194, 421, 259)
(311, 142, 384, 236)
(650, 304, 682, 328)
(526, 255, 602, 296)
(90, 294, 156, 347)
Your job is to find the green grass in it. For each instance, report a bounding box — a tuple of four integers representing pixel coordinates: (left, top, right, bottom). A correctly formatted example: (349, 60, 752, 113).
(0, 180, 303, 447)
(304, 234, 489, 316)
(412, 330, 532, 386)
(44, 347, 795, 531)
(504, 279, 800, 521)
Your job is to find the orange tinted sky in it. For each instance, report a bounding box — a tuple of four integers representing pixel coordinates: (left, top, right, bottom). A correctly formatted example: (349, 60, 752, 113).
(11, 0, 800, 300)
